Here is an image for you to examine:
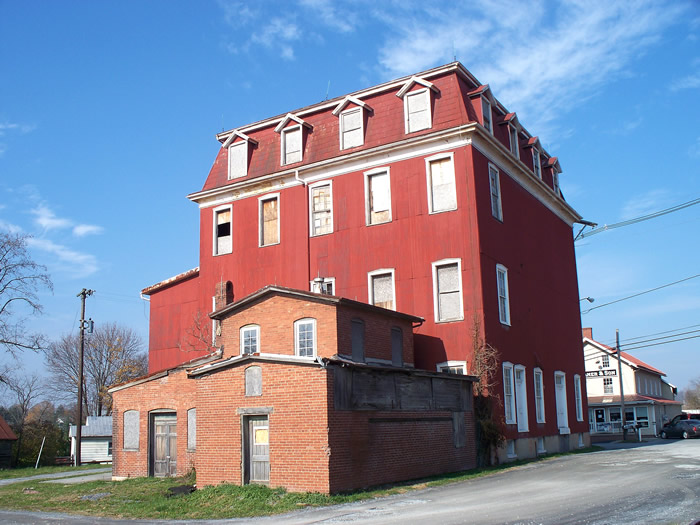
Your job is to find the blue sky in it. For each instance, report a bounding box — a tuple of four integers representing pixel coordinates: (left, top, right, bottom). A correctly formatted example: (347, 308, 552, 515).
(1, 0, 699, 392)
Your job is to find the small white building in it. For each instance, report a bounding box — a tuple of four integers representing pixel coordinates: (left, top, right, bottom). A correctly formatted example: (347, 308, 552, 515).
(583, 328, 682, 439)
(69, 416, 112, 464)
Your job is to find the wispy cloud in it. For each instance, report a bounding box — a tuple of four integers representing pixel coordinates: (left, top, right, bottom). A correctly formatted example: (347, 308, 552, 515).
(0, 219, 23, 234)
(373, 0, 685, 140)
(30, 204, 103, 237)
(298, 0, 358, 34)
(0, 120, 36, 157)
(670, 72, 700, 91)
(620, 189, 674, 221)
(72, 224, 104, 237)
(25, 237, 98, 277)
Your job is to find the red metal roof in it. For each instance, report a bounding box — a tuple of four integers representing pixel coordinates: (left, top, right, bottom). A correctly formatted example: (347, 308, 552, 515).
(0, 414, 17, 441)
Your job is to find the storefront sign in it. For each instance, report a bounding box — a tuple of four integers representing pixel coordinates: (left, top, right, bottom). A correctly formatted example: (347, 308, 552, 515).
(586, 369, 617, 377)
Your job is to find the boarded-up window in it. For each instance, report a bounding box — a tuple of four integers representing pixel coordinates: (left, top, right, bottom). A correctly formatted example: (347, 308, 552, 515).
(282, 126, 301, 165)
(351, 319, 365, 362)
(260, 197, 279, 246)
(215, 208, 232, 255)
(428, 157, 457, 213)
(187, 408, 196, 450)
(245, 366, 262, 396)
(497, 264, 510, 325)
(340, 107, 363, 149)
(295, 318, 316, 357)
(228, 141, 247, 179)
(406, 89, 430, 132)
(370, 272, 394, 310)
(391, 327, 403, 367)
(489, 165, 502, 220)
(311, 184, 332, 236)
(436, 262, 461, 321)
(240, 325, 259, 355)
(367, 171, 391, 224)
(123, 410, 139, 450)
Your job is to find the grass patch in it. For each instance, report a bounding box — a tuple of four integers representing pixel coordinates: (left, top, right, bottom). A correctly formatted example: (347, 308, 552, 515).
(0, 448, 602, 520)
(0, 464, 107, 480)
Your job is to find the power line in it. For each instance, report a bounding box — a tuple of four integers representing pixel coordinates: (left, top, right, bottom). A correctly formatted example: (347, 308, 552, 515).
(577, 197, 700, 240)
(621, 334, 700, 351)
(581, 273, 700, 314)
(606, 323, 700, 345)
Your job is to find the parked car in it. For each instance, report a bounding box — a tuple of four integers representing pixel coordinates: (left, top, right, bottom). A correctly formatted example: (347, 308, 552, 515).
(659, 419, 700, 439)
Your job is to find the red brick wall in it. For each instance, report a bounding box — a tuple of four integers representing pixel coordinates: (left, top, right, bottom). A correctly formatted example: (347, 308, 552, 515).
(111, 369, 196, 479)
(195, 361, 332, 493)
(217, 294, 338, 359)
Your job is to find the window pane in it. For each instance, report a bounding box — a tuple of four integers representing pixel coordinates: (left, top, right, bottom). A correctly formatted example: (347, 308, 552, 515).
(429, 158, 457, 212)
(229, 142, 247, 179)
(297, 321, 315, 356)
(437, 263, 460, 321)
(284, 128, 301, 164)
(216, 209, 231, 254)
(372, 273, 393, 309)
(489, 167, 501, 220)
(311, 185, 332, 235)
(261, 198, 278, 245)
(407, 91, 430, 132)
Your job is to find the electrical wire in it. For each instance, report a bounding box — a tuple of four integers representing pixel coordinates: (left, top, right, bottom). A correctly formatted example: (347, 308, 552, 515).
(581, 273, 700, 314)
(621, 334, 700, 351)
(599, 323, 700, 346)
(577, 197, 700, 240)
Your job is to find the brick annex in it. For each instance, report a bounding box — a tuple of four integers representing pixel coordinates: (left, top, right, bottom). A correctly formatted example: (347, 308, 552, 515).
(110, 61, 590, 493)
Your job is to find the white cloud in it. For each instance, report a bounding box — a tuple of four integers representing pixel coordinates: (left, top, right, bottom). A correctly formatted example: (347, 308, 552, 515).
(670, 72, 700, 91)
(619, 189, 674, 221)
(0, 121, 36, 136)
(25, 237, 98, 277)
(298, 0, 358, 34)
(31, 205, 72, 231)
(0, 219, 23, 234)
(250, 17, 301, 58)
(72, 224, 104, 237)
(373, 0, 685, 140)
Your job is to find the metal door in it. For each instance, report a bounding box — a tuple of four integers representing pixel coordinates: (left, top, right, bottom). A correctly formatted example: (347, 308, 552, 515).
(153, 414, 177, 477)
(246, 416, 269, 484)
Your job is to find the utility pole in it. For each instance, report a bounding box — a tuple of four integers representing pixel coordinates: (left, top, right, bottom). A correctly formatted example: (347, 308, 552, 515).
(616, 329, 626, 441)
(75, 288, 94, 467)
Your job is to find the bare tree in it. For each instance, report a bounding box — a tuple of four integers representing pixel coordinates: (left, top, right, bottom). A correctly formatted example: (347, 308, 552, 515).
(680, 377, 700, 409)
(178, 309, 217, 354)
(44, 322, 147, 416)
(0, 370, 43, 465)
(0, 233, 53, 359)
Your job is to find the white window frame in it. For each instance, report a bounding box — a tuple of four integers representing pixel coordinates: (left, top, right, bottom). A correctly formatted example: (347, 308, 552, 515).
(481, 96, 493, 134)
(310, 277, 335, 295)
(503, 362, 516, 425)
(602, 354, 610, 368)
(488, 163, 503, 221)
(552, 169, 560, 195)
(228, 141, 248, 180)
(508, 124, 519, 159)
(554, 370, 569, 433)
(514, 364, 529, 432)
(534, 367, 545, 423)
(258, 193, 280, 247)
(496, 264, 510, 326)
(281, 125, 302, 165)
(432, 258, 464, 323)
(532, 148, 542, 179)
(603, 377, 614, 394)
(339, 106, 364, 150)
(211, 296, 217, 346)
(403, 88, 431, 133)
(437, 361, 467, 374)
(294, 318, 317, 357)
(364, 167, 392, 225)
(425, 152, 457, 214)
(212, 204, 232, 256)
(240, 324, 260, 355)
(367, 268, 396, 311)
(309, 180, 333, 237)
(574, 374, 583, 422)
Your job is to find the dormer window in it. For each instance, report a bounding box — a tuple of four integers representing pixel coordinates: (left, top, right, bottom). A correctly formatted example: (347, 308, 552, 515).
(553, 170, 560, 195)
(482, 97, 493, 134)
(532, 148, 542, 179)
(333, 96, 372, 150)
(222, 130, 257, 180)
(274, 113, 311, 166)
(397, 76, 440, 134)
(509, 125, 519, 158)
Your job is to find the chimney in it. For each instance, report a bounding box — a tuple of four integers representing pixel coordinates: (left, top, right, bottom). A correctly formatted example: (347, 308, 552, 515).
(214, 280, 233, 310)
(582, 327, 593, 340)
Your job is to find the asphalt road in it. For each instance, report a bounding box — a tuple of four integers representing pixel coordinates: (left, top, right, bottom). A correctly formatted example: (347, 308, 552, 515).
(0, 439, 698, 524)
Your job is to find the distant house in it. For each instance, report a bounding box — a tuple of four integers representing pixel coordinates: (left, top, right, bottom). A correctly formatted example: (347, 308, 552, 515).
(583, 328, 682, 439)
(70, 416, 113, 464)
(0, 414, 17, 468)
